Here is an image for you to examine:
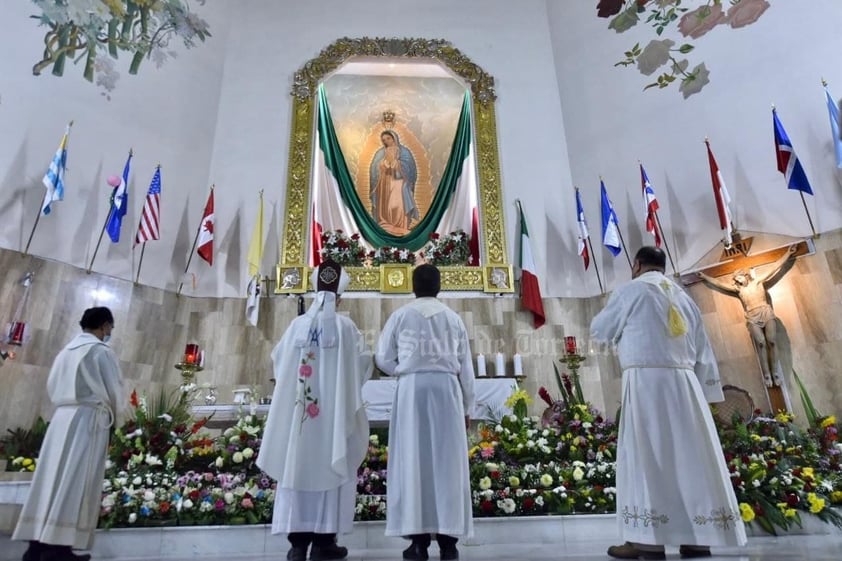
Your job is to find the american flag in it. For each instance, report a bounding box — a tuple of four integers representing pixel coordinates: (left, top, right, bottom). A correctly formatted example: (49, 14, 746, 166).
(135, 167, 161, 246)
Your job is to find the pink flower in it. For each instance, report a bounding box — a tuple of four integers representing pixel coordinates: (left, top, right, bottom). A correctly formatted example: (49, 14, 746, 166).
(242, 498, 254, 509)
(726, 0, 769, 29)
(306, 403, 320, 418)
(480, 447, 495, 459)
(678, 4, 725, 38)
(299, 364, 313, 378)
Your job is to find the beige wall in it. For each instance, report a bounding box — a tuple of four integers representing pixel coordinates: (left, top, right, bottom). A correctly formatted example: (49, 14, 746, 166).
(2, 229, 842, 433)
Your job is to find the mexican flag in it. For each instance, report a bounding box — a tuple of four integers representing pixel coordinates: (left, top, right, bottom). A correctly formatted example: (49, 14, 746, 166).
(517, 201, 545, 329)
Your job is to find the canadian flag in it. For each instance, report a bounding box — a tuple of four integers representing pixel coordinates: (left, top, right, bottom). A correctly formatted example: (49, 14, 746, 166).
(197, 190, 214, 265)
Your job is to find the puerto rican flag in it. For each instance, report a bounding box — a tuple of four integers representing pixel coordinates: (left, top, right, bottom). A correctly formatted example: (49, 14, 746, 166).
(575, 188, 590, 270)
(640, 164, 661, 247)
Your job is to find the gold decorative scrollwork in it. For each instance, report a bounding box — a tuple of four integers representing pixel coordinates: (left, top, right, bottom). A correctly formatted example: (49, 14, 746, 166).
(278, 37, 509, 293)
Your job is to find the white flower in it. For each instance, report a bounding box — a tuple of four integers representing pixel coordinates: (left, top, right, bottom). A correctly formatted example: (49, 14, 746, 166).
(143, 491, 155, 502)
(229, 435, 240, 443)
(497, 498, 516, 514)
(479, 477, 492, 490)
(573, 467, 585, 481)
(535, 496, 545, 506)
(233, 452, 244, 464)
(242, 447, 255, 459)
(752, 479, 762, 488)
(182, 499, 194, 510)
(200, 501, 213, 512)
(103, 480, 112, 492)
(485, 462, 499, 472)
(128, 513, 137, 524)
(158, 413, 173, 423)
(132, 476, 142, 486)
(245, 415, 254, 424)
(540, 474, 554, 487)
(223, 428, 235, 437)
(102, 494, 115, 508)
(370, 434, 379, 444)
(399, 249, 409, 260)
(526, 440, 535, 449)
(542, 429, 549, 437)
(224, 492, 235, 504)
(508, 415, 518, 423)
(215, 456, 224, 468)
(144, 454, 162, 466)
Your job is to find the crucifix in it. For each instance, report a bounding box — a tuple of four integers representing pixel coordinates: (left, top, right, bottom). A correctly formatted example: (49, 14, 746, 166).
(695, 239, 802, 413)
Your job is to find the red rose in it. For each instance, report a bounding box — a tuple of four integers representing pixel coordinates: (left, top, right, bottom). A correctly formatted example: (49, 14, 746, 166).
(160, 501, 171, 514)
(351, 233, 360, 240)
(481, 500, 494, 513)
(369, 504, 379, 513)
(430, 233, 440, 240)
(786, 494, 799, 506)
(792, 468, 802, 478)
(490, 471, 500, 480)
(596, 0, 623, 18)
(189, 490, 200, 501)
(753, 504, 764, 516)
(523, 497, 535, 510)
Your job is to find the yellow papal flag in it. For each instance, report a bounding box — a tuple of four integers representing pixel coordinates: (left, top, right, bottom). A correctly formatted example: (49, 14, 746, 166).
(245, 191, 264, 326)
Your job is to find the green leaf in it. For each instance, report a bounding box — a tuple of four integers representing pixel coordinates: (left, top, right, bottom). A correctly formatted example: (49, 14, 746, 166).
(678, 43, 695, 54)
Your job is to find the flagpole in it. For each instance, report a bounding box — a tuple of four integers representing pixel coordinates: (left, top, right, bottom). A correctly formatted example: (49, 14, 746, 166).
(586, 236, 604, 294)
(134, 243, 147, 285)
(653, 212, 678, 276)
(177, 184, 213, 297)
(799, 191, 818, 238)
(87, 209, 114, 274)
(616, 228, 633, 270)
(24, 120, 73, 257)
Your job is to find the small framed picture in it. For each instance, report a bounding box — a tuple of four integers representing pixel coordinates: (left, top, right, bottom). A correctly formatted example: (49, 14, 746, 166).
(275, 265, 308, 294)
(483, 265, 515, 293)
(379, 264, 413, 294)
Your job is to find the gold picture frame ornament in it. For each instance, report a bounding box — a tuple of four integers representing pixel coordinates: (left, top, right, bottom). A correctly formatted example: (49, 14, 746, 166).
(277, 37, 509, 294)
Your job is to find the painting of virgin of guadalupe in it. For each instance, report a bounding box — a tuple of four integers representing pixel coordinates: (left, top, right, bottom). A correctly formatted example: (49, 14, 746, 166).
(369, 130, 418, 236)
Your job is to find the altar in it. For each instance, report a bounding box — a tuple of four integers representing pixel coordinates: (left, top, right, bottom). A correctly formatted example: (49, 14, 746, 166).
(192, 377, 519, 428)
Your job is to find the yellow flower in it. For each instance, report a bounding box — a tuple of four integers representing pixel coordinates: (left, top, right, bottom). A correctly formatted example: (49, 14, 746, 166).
(807, 493, 825, 514)
(821, 416, 837, 428)
(739, 503, 755, 522)
(830, 491, 842, 504)
(468, 446, 479, 458)
(540, 474, 554, 487)
(750, 434, 762, 441)
(21, 458, 33, 467)
(479, 477, 492, 490)
(801, 467, 814, 480)
(508, 476, 520, 488)
(27, 465, 35, 472)
(504, 389, 532, 409)
(775, 412, 794, 424)
(784, 509, 797, 518)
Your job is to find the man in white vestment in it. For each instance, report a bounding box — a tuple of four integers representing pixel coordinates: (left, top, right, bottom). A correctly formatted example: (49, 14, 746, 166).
(590, 247, 747, 559)
(257, 260, 372, 561)
(376, 264, 475, 561)
(13, 307, 125, 561)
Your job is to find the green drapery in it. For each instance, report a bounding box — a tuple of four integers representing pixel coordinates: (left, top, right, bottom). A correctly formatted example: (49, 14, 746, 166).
(317, 86, 472, 251)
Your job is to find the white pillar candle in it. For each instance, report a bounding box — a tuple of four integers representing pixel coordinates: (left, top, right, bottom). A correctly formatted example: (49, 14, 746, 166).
(476, 354, 487, 377)
(513, 353, 523, 376)
(495, 352, 506, 377)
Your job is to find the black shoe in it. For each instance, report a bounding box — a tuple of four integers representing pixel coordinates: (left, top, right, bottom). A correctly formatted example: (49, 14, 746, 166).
(440, 548, 459, 561)
(23, 541, 44, 561)
(287, 546, 308, 561)
(679, 545, 712, 558)
(310, 543, 348, 561)
(39, 545, 91, 561)
(402, 543, 429, 561)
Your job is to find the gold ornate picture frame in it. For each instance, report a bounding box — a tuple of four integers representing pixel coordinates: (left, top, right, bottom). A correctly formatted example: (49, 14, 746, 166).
(276, 37, 510, 294)
(274, 265, 308, 294)
(379, 264, 413, 294)
(482, 265, 515, 293)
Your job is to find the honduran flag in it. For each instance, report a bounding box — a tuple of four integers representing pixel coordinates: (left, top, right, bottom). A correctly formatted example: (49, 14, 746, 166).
(600, 180, 621, 257)
(640, 164, 661, 247)
(773, 108, 813, 195)
(575, 188, 590, 270)
(516, 200, 545, 329)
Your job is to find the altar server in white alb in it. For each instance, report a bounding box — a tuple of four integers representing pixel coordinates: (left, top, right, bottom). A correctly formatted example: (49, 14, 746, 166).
(376, 264, 475, 561)
(590, 247, 746, 560)
(258, 259, 372, 561)
(13, 307, 125, 561)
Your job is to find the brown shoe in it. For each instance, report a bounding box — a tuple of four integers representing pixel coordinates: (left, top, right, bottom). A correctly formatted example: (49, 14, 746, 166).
(607, 542, 666, 560)
(679, 545, 712, 558)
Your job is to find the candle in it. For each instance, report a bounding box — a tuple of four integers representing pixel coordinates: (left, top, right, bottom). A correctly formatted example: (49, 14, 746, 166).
(495, 352, 506, 377)
(513, 353, 523, 376)
(199, 350, 205, 367)
(8, 322, 26, 346)
(184, 343, 199, 365)
(476, 354, 487, 377)
(565, 336, 577, 355)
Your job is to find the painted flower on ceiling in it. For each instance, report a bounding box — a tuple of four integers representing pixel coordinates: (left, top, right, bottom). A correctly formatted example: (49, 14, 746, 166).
(598, 0, 770, 98)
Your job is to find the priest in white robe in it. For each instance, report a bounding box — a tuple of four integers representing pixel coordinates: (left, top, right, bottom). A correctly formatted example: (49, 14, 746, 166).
(257, 260, 372, 561)
(590, 247, 747, 560)
(13, 307, 125, 561)
(375, 264, 475, 561)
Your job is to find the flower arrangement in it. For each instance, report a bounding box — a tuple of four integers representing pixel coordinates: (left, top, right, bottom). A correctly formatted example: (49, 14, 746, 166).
(30, 0, 211, 95)
(9, 456, 37, 472)
(424, 229, 472, 266)
(213, 412, 264, 476)
(319, 230, 368, 267)
(368, 246, 416, 266)
(1, 416, 48, 471)
(598, 0, 770, 97)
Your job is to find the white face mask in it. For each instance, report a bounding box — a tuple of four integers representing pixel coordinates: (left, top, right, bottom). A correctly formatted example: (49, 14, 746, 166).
(102, 334, 111, 344)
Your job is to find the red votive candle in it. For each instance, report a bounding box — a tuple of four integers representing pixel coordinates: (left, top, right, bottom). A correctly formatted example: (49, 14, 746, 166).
(8, 322, 26, 346)
(564, 336, 577, 355)
(184, 343, 200, 365)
